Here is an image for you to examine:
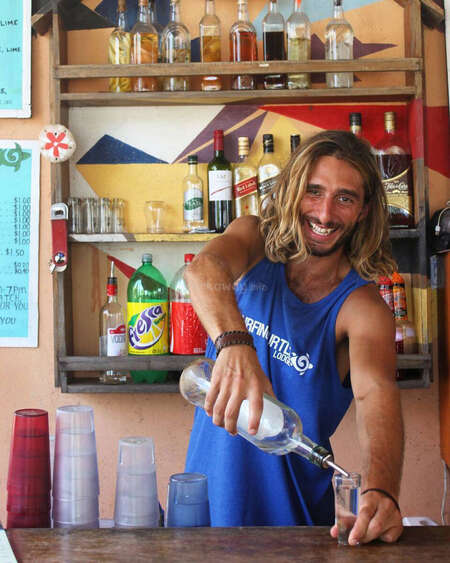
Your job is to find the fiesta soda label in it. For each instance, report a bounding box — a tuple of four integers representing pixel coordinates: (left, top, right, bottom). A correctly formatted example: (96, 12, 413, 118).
(170, 302, 207, 354)
(127, 301, 169, 355)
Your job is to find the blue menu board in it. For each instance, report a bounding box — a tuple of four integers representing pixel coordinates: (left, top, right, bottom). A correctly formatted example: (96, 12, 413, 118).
(0, 140, 40, 346)
(0, 0, 31, 118)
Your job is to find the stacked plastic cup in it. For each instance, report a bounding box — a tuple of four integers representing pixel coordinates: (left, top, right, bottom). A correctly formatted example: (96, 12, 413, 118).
(165, 473, 210, 527)
(52, 405, 99, 529)
(114, 437, 159, 528)
(6, 409, 51, 528)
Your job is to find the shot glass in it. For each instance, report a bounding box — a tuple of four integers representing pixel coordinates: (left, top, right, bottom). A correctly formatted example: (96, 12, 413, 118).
(144, 201, 166, 233)
(332, 472, 361, 546)
(165, 473, 210, 528)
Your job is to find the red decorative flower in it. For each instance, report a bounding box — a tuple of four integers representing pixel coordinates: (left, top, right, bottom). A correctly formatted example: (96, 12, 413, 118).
(45, 131, 69, 158)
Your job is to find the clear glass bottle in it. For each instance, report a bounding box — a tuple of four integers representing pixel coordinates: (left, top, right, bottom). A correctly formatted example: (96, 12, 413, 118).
(233, 136, 259, 217)
(262, 0, 286, 89)
(392, 272, 417, 354)
(108, 0, 132, 93)
(208, 129, 233, 232)
(258, 134, 281, 212)
(349, 112, 362, 137)
(230, 0, 258, 90)
(286, 0, 311, 89)
(162, 0, 191, 91)
(325, 0, 353, 88)
(131, 0, 159, 92)
(149, 0, 163, 59)
(373, 111, 415, 228)
(180, 358, 349, 475)
(99, 262, 128, 384)
(200, 0, 222, 91)
(183, 154, 204, 232)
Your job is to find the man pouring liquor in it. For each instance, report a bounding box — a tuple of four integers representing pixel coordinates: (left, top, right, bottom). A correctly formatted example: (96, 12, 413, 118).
(184, 130, 403, 545)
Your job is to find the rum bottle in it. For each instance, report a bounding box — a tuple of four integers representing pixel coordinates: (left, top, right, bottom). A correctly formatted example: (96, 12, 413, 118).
(108, 0, 132, 93)
(230, 0, 258, 90)
(374, 111, 415, 228)
(131, 0, 159, 92)
(208, 129, 233, 232)
(233, 136, 259, 218)
(183, 155, 204, 232)
(162, 0, 191, 91)
(325, 0, 353, 88)
(200, 0, 222, 91)
(262, 0, 286, 89)
(99, 262, 128, 384)
(349, 112, 362, 138)
(286, 0, 310, 89)
(392, 272, 417, 354)
(258, 134, 281, 211)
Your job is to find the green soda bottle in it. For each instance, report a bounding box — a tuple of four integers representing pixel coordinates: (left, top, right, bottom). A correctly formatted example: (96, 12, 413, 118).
(127, 253, 169, 383)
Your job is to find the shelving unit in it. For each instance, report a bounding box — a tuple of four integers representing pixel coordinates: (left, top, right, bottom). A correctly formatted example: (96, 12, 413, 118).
(50, 0, 432, 393)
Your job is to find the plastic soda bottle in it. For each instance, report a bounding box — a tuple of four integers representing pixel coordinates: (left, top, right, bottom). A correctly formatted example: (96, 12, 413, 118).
(170, 254, 207, 354)
(127, 253, 169, 382)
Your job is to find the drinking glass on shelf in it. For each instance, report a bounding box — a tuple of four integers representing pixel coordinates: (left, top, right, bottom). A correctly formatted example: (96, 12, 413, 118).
(332, 471, 360, 545)
(144, 200, 166, 233)
(83, 198, 96, 234)
(67, 197, 83, 234)
(112, 198, 126, 232)
(100, 197, 112, 234)
(165, 472, 210, 527)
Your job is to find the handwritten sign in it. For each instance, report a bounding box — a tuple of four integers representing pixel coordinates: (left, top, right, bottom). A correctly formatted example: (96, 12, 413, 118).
(0, 140, 40, 347)
(0, 0, 31, 118)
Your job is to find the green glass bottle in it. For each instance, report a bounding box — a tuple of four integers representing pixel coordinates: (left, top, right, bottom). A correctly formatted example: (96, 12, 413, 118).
(208, 129, 233, 232)
(127, 253, 169, 383)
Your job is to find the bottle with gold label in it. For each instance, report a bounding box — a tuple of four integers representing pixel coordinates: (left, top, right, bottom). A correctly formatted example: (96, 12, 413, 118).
(258, 134, 282, 211)
(233, 137, 259, 217)
(131, 0, 159, 92)
(374, 111, 415, 228)
(108, 0, 132, 93)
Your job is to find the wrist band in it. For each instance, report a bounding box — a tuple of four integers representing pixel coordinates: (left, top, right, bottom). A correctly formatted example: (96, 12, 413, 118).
(214, 330, 256, 357)
(361, 488, 400, 513)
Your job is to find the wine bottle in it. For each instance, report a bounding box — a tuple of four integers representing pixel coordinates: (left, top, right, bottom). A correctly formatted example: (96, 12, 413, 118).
(208, 130, 233, 232)
(200, 0, 222, 91)
(262, 0, 286, 90)
(230, 0, 258, 90)
(325, 0, 353, 88)
(131, 0, 159, 92)
(233, 136, 259, 218)
(108, 0, 132, 93)
(286, 0, 311, 89)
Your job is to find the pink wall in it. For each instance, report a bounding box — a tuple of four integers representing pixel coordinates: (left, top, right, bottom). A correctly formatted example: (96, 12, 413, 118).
(0, 29, 446, 525)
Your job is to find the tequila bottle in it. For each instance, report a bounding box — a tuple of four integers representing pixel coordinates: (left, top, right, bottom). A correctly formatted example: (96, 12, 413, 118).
(286, 0, 311, 89)
(262, 0, 286, 89)
(180, 358, 348, 475)
(200, 0, 222, 91)
(233, 137, 259, 217)
(162, 0, 191, 91)
(108, 0, 132, 93)
(258, 134, 281, 211)
(230, 0, 258, 90)
(325, 0, 353, 88)
(131, 0, 159, 92)
(183, 155, 205, 231)
(149, 0, 163, 60)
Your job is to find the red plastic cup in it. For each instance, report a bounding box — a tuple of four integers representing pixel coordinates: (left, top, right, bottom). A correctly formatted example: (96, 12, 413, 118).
(6, 511, 50, 529)
(7, 477, 51, 497)
(7, 493, 51, 514)
(11, 409, 49, 437)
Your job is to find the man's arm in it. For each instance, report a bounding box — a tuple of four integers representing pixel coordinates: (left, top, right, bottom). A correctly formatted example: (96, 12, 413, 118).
(332, 284, 404, 545)
(184, 215, 272, 435)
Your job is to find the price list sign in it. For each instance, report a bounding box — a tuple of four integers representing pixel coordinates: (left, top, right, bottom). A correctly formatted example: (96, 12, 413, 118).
(0, 140, 39, 347)
(0, 0, 31, 118)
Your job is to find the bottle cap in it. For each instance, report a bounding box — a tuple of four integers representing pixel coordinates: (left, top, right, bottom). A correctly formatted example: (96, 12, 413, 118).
(290, 134, 300, 152)
(188, 155, 198, 164)
(384, 111, 396, 126)
(391, 272, 404, 284)
(263, 134, 274, 152)
(349, 112, 362, 126)
(184, 253, 195, 263)
(377, 276, 392, 286)
(118, 0, 127, 11)
(238, 137, 250, 155)
(213, 130, 224, 151)
(142, 253, 152, 263)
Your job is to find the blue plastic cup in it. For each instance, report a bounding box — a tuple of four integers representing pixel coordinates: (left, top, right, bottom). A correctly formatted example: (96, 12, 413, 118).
(165, 473, 210, 528)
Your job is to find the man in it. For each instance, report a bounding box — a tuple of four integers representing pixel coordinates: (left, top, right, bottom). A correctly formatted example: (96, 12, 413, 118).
(184, 130, 404, 545)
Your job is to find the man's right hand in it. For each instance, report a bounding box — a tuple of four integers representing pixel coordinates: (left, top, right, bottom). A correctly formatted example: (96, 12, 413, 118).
(204, 345, 274, 436)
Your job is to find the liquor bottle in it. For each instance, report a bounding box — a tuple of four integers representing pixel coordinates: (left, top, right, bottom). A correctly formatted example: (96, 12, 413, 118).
(325, 0, 353, 88)
(286, 0, 311, 89)
(180, 358, 349, 476)
(170, 254, 208, 355)
(230, 0, 258, 90)
(233, 137, 259, 218)
(162, 0, 191, 91)
(290, 133, 301, 153)
(131, 0, 159, 92)
(377, 275, 394, 314)
(392, 272, 417, 354)
(349, 112, 362, 138)
(200, 0, 222, 91)
(127, 253, 169, 383)
(183, 154, 204, 232)
(373, 111, 415, 228)
(149, 0, 163, 60)
(208, 129, 233, 232)
(108, 0, 132, 93)
(99, 262, 128, 384)
(258, 134, 281, 211)
(262, 0, 286, 90)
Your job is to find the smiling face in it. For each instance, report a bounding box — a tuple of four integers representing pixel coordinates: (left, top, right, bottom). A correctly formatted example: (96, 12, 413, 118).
(300, 155, 368, 258)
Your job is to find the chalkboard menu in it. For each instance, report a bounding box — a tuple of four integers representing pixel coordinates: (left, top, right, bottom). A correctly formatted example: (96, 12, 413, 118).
(0, 0, 31, 118)
(0, 140, 40, 347)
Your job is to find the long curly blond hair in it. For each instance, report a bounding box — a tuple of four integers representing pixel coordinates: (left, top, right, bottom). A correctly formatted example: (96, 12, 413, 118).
(260, 130, 396, 280)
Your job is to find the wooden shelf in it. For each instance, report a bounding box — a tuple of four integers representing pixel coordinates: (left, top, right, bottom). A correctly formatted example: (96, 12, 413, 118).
(68, 233, 219, 243)
(389, 229, 421, 239)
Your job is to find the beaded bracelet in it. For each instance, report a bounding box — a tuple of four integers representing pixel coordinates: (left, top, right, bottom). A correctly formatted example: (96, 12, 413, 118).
(214, 330, 256, 357)
(361, 488, 401, 513)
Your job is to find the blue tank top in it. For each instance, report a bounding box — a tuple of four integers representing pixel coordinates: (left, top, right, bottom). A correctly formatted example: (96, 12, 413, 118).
(185, 257, 370, 526)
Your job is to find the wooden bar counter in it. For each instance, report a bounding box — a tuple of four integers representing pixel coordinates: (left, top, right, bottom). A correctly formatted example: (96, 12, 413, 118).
(7, 526, 450, 562)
